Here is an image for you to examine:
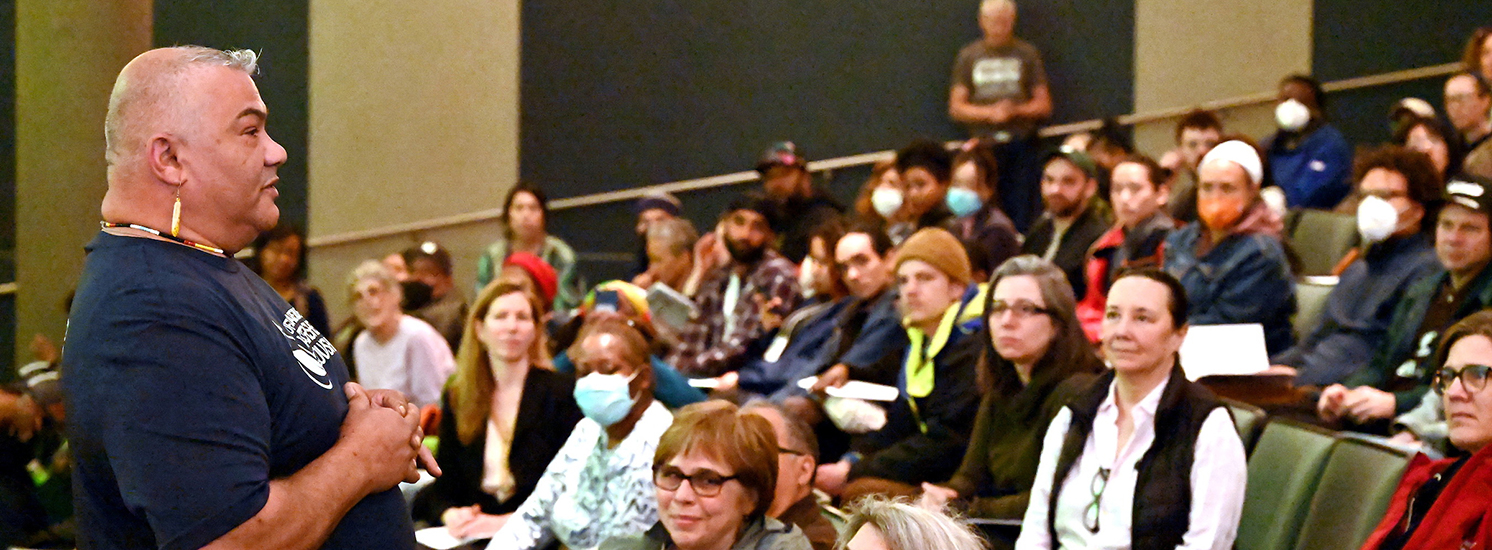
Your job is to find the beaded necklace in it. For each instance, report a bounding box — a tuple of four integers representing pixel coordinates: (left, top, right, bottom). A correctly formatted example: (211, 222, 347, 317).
(100, 222, 226, 255)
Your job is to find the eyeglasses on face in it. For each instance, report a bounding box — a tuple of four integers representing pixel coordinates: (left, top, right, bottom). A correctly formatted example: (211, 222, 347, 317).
(1434, 364, 1492, 395)
(989, 300, 1052, 320)
(653, 465, 739, 497)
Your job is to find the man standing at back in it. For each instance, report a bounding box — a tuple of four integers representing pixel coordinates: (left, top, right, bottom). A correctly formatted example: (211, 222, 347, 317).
(948, 0, 1053, 231)
(64, 46, 433, 550)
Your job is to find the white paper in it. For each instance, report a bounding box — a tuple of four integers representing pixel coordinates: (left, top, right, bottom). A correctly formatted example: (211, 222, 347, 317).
(688, 378, 721, 389)
(1177, 324, 1270, 381)
(647, 282, 698, 330)
(415, 527, 477, 550)
(796, 376, 902, 402)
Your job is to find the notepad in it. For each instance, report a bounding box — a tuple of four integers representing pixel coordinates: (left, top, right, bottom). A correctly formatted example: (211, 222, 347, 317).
(415, 527, 480, 550)
(1178, 324, 1270, 381)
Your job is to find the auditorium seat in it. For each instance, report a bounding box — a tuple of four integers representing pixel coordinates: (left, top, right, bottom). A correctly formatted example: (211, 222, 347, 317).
(1292, 276, 1336, 340)
(1236, 419, 1336, 550)
(1291, 437, 1412, 550)
(1223, 398, 1267, 454)
(1285, 209, 1359, 277)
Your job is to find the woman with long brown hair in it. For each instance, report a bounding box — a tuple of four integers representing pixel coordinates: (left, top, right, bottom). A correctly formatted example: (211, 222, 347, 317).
(412, 282, 583, 541)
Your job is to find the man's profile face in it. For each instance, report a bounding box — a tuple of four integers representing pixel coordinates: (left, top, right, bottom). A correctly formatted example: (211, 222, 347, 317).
(179, 66, 288, 243)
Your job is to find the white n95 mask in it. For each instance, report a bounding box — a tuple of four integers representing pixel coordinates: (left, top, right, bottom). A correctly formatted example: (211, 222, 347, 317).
(1275, 99, 1311, 132)
(1356, 195, 1400, 243)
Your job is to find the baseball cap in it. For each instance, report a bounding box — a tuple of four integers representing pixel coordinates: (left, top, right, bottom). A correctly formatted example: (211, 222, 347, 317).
(756, 141, 808, 174)
(1445, 173, 1492, 216)
(1042, 145, 1099, 179)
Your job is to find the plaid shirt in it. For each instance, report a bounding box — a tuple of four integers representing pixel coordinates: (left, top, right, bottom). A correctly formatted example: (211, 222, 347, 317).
(666, 250, 801, 377)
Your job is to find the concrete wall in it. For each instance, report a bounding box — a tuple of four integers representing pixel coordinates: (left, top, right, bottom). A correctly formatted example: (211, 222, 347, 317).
(305, 0, 522, 324)
(13, 0, 152, 365)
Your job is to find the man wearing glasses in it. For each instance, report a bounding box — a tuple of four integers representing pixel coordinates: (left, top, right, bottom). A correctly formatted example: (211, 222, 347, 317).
(1319, 173, 1492, 433)
(1359, 311, 1492, 550)
(1273, 146, 1441, 387)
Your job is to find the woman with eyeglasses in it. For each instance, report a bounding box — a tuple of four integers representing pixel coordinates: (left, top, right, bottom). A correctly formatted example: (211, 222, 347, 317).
(600, 401, 812, 550)
(917, 256, 1103, 540)
(1015, 268, 1246, 550)
(1361, 311, 1492, 550)
(485, 318, 674, 550)
(410, 282, 584, 541)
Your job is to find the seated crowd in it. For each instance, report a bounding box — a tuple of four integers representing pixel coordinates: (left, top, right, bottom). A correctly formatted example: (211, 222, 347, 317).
(13, 13, 1492, 550)
(257, 44, 1492, 548)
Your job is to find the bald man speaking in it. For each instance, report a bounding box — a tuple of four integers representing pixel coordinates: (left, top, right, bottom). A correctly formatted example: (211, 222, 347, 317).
(63, 46, 434, 550)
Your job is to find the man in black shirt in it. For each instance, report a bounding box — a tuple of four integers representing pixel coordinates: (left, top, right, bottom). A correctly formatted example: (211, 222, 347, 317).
(64, 46, 436, 550)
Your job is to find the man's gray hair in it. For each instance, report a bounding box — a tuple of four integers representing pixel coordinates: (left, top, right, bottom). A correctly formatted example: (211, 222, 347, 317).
(104, 46, 260, 166)
(646, 217, 699, 258)
(838, 496, 988, 550)
(742, 399, 819, 459)
(980, 0, 1015, 15)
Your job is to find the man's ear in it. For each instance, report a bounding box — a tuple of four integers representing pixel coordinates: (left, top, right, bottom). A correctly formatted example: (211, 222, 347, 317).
(147, 134, 185, 187)
(796, 454, 816, 485)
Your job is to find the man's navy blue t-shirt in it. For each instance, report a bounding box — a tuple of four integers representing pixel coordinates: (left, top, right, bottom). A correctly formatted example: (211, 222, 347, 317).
(63, 233, 414, 550)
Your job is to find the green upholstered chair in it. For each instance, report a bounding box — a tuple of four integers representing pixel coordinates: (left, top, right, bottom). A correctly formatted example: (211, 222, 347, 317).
(1235, 419, 1336, 550)
(1222, 397, 1267, 453)
(1286, 209, 1359, 277)
(1291, 436, 1412, 550)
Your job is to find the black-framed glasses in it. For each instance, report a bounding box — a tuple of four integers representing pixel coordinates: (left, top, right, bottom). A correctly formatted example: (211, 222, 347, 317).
(1433, 364, 1492, 395)
(989, 300, 1052, 320)
(653, 466, 739, 497)
(1083, 467, 1112, 534)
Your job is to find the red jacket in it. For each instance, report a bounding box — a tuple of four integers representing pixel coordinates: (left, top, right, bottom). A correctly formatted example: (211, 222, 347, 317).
(1360, 444, 1492, 550)
(1074, 215, 1171, 342)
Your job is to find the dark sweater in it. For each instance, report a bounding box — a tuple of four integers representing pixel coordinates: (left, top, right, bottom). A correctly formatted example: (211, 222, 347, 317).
(944, 367, 1100, 519)
(411, 367, 584, 525)
(1021, 202, 1112, 301)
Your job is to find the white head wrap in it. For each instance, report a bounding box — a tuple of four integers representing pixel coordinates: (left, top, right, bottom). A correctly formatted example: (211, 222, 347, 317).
(1200, 140, 1264, 186)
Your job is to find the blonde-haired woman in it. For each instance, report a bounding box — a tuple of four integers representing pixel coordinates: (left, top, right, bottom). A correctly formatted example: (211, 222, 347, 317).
(413, 282, 584, 541)
(840, 496, 986, 550)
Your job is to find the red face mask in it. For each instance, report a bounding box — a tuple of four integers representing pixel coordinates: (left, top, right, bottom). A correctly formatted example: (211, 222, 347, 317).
(1197, 194, 1248, 231)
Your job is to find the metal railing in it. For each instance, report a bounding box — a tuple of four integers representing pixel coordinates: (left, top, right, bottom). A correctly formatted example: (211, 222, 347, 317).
(306, 61, 1463, 250)
(0, 282, 15, 296)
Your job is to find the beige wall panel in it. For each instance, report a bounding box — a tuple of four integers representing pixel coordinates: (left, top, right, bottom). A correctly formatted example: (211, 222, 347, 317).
(306, 221, 502, 327)
(1133, 103, 1277, 161)
(307, 0, 519, 237)
(14, 0, 152, 363)
(1134, 0, 1312, 113)
(306, 0, 521, 324)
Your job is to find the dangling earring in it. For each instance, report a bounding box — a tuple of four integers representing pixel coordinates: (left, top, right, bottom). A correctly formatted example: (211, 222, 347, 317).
(170, 187, 182, 237)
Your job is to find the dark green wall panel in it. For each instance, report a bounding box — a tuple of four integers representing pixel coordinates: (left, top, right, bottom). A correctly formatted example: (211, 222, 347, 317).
(1313, 2, 1492, 146)
(153, 0, 309, 234)
(521, 0, 1134, 282)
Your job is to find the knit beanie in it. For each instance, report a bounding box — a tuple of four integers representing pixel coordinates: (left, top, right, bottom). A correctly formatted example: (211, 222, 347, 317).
(503, 252, 558, 305)
(894, 227, 972, 285)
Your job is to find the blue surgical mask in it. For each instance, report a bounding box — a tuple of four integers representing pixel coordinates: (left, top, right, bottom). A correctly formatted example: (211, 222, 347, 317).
(945, 187, 984, 218)
(574, 371, 639, 427)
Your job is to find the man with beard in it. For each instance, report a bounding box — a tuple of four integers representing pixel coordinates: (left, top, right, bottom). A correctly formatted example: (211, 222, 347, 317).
(666, 195, 803, 377)
(756, 142, 842, 264)
(1020, 147, 1112, 300)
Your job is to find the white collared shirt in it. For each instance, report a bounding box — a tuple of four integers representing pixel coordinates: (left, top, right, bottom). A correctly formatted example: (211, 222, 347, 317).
(1015, 378, 1247, 550)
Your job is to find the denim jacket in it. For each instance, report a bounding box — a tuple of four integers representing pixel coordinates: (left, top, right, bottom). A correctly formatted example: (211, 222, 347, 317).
(1164, 221, 1297, 355)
